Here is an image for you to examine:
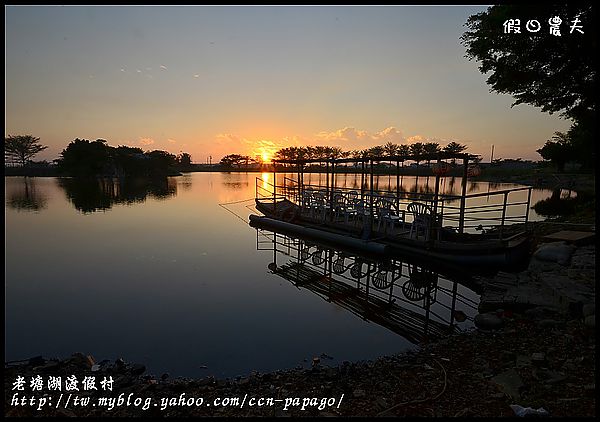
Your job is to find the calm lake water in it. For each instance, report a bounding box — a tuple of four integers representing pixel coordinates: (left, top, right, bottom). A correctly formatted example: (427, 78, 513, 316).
(5, 173, 559, 379)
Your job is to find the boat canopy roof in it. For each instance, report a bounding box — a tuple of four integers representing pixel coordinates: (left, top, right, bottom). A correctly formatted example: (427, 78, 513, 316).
(272, 152, 479, 165)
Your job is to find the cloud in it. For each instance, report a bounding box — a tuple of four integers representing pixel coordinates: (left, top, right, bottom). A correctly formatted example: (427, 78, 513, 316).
(167, 139, 177, 144)
(120, 68, 126, 72)
(210, 127, 478, 161)
(215, 133, 245, 146)
(216, 134, 292, 150)
(405, 135, 427, 143)
(160, 65, 167, 70)
(136, 69, 142, 73)
(214, 134, 287, 160)
(314, 126, 405, 148)
(139, 138, 155, 146)
(193, 74, 200, 78)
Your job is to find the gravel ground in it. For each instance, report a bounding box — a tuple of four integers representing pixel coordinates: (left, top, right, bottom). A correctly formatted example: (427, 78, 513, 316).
(5, 309, 595, 417)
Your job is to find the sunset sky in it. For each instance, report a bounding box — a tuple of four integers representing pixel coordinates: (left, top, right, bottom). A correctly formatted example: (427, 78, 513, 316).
(5, 5, 572, 163)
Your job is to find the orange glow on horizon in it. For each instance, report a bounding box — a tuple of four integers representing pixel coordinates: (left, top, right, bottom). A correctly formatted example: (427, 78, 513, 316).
(251, 142, 278, 164)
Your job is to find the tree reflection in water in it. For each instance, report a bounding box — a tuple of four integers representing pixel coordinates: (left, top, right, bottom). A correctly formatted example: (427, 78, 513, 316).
(6, 177, 48, 212)
(57, 177, 177, 213)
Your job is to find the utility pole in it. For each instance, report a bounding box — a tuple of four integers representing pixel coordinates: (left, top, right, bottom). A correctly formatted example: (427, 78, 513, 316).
(209, 155, 212, 165)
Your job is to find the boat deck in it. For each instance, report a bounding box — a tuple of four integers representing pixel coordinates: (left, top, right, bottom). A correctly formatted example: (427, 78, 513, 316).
(256, 199, 524, 249)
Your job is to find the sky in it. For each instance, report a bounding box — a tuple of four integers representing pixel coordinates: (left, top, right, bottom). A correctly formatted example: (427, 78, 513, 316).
(5, 5, 572, 163)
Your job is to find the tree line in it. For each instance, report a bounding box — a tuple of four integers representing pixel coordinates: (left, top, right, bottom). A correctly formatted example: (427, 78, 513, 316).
(4, 135, 193, 177)
(273, 141, 467, 163)
(56, 138, 192, 177)
(219, 141, 469, 168)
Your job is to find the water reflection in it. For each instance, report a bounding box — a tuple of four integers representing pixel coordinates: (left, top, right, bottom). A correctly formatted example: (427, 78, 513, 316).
(221, 172, 250, 190)
(299, 174, 486, 201)
(532, 188, 580, 217)
(58, 177, 177, 213)
(257, 229, 480, 345)
(5, 177, 48, 212)
(3, 173, 573, 378)
(179, 173, 194, 191)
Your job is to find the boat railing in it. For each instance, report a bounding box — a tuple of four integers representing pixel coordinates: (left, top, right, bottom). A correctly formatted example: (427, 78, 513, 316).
(257, 176, 533, 240)
(255, 177, 289, 212)
(438, 186, 532, 239)
(256, 230, 477, 332)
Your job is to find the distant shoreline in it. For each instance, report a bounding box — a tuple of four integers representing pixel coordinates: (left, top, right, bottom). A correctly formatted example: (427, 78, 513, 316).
(4, 166, 594, 193)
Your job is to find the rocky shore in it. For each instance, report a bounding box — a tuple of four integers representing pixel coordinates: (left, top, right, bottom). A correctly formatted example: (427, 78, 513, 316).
(5, 307, 595, 417)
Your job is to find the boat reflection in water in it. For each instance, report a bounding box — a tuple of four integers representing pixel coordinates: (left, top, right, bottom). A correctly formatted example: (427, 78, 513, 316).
(256, 228, 481, 345)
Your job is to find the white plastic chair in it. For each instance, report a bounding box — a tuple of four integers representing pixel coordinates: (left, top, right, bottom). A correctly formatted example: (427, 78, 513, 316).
(407, 202, 434, 240)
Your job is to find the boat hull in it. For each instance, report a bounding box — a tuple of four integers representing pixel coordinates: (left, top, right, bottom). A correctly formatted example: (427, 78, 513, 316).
(250, 204, 531, 272)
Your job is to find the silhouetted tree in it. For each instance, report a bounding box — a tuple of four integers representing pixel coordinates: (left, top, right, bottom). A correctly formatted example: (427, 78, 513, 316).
(146, 150, 178, 175)
(462, 4, 595, 169)
(443, 141, 468, 165)
(410, 142, 425, 166)
(177, 152, 192, 167)
(112, 145, 146, 176)
(462, 4, 594, 121)
(57, 139, 112, 177)
(383, 142, 399, 157)
(220, 154, 250, 168)
(423, 142, 441, 166)
(5, 135, 48, 167)
(536, 132, 573, 172)
(397, 144, 411, 156)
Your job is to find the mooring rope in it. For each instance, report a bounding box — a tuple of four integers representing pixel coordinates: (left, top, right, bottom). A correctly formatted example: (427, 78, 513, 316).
(245, 204, 260, 215)
(218, 197, 256, 206)
(217, 197, 257, 224)
(218, 203, 250, 224)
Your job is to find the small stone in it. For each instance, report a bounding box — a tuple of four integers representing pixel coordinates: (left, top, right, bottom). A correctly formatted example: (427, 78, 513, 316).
(492, 369, 524, 400)
(86, 355, 95, 367)
(474, 313, 504, 330)
(375, 397, 388, 408)
(453, 310, 467, 322)
(130, 363, 146, 376)
(531, 353, 546, 364)
(515, 355, 532, 368)
(537, 319, 559, 328)
(545, 372, 567, 385)
(582, 304, 595, 317)
(584, 315, 595, 328)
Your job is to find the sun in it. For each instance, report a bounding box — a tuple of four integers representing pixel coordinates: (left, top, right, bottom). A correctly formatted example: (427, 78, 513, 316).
(261, 152, 271, 163)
